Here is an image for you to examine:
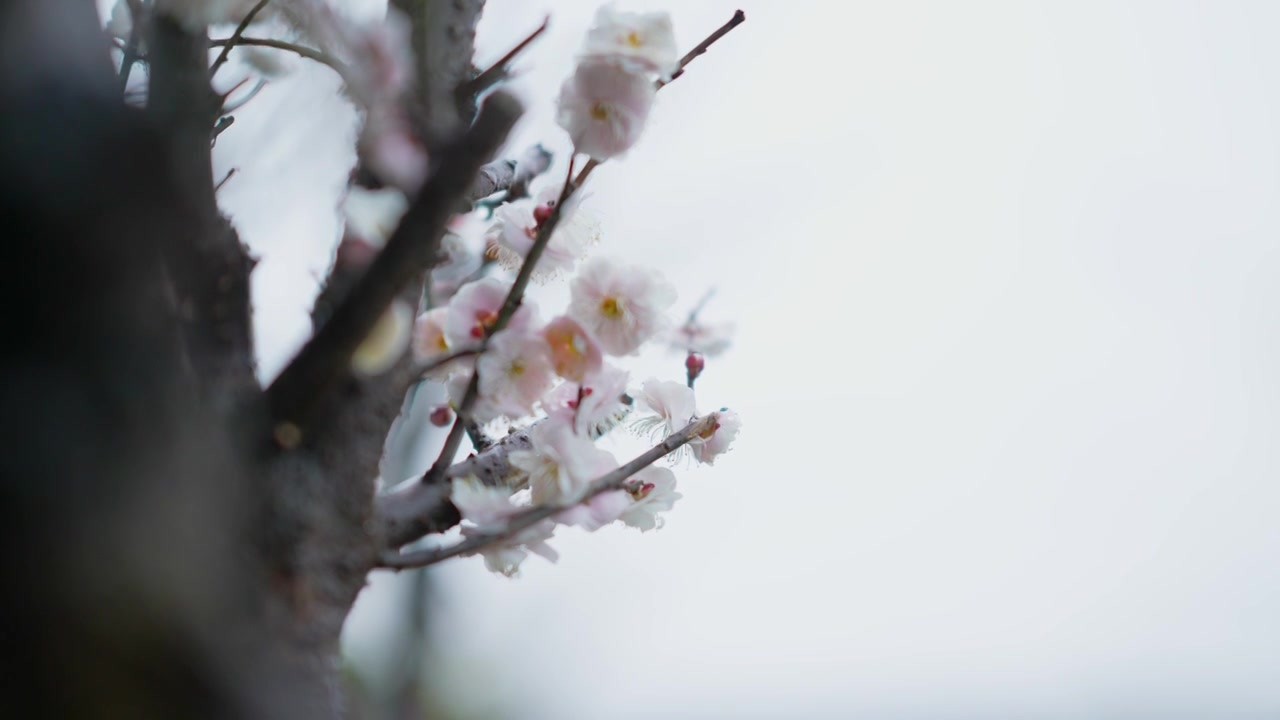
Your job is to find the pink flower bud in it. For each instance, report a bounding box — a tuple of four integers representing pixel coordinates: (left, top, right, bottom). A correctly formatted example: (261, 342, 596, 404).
(685, 352, 705, 382)
(430, 405, 454, 427)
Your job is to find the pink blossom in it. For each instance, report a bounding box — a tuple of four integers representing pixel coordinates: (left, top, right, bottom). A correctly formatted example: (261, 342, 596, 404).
(568, 257, 675, 356)
(476, 328, 557, 421)
(279, 2, 426, 191)
(546, 363, 632, 438)
(509, 419, 618, 504)
(450, 477, 519, 528)
(543, 315, 604, 383)
(556, 60, 656, 160)
(557, 490, 632, 532)
(451, 478, 558, 577)
(445, 278, 536, 348)
(488, 204, 581, 280)
(446, 373, 504, 425)
(634, 378, 696, 440)
(691, 409, 742, 466)
(620, 465, 681, 531)
(412, 307, 470, 379)
(465, 520, 559, 577)
(582, 5, 679, 79)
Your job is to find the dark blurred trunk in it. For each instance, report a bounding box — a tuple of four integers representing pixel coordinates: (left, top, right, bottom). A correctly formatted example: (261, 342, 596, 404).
(0, 2, 376, 717)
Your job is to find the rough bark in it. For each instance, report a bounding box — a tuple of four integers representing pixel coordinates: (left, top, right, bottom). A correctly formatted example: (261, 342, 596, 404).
(0, 0, 508, 716)
(391, 0, 486, 151)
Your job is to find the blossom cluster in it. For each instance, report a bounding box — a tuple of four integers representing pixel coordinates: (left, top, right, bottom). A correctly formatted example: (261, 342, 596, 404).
(556, 5, 679, 160)
(124, 0, 744, 576)
(411, 6, 740, 576)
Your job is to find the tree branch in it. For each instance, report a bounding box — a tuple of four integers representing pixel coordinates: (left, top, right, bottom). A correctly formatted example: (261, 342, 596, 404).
(391, 0, 486, 152)
(659, 9, 746, 88)
(265, 91, 522, 436)
(146, 12, 257, 408)
(375, 421, 531, 548)
(471, 143, 553, 212)
(459, 16, 548, 99)
(209, 36, 348, 77)
(209, 0, 270, 79)
(419, 159, 577, 485)
(379, 414, 717, 569)
(376, 8, 747, 543)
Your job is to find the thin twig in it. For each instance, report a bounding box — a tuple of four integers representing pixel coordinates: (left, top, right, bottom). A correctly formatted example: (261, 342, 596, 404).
(420, 159, 578, 485)
(209, 0, 271, 79)
(382, 414, 717, 569)
(534, 14, 745, 198)
(209, 36, 348, 77)
(686, 287, 717, 326)
(460, 16, 550, 99)
(211, 115, 234, 144)
(215, 168, 237, 192)
(416, 348, 478, 380)
(659, 9, 746, 88)
(221, 78, 268, 112)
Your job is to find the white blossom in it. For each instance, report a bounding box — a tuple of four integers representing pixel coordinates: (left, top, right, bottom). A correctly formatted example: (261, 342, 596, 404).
(557, 490, 632, 531)
(556, 60, 656, 160)
(489, 203, 580, 280)
(570, 364, 631, 438)
(509, 419, 618, 504)
(568, 257, 675, 356)
(582, 5, 679, 79)
(451, 478, 558, 577)
(543, 315, 604, 383)
(692, 409, 742, 465)
(620, 465, 681, 531)
(445, 277, 537, 348)
(634, 378, 696, 440)
(476, 328, 557, 421)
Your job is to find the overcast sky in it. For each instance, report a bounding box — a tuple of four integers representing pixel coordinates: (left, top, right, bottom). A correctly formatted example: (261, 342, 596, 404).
(198, 1, 1280, 717)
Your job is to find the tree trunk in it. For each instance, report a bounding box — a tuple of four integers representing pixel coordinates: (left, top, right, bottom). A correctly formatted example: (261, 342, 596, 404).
(0, 2, 378, 716)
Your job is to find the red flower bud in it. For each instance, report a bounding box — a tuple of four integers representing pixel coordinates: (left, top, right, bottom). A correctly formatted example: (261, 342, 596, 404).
(685, 352, 705, 382)
(430, 405, 454, 427)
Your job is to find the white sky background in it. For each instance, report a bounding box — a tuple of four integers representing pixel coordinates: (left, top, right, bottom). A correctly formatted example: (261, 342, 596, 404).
(170, 0, 1280, 716)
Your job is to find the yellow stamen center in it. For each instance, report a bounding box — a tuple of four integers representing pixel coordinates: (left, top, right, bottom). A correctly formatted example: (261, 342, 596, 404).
(626, 31, 643, 48)
(590, 102, 611, 121)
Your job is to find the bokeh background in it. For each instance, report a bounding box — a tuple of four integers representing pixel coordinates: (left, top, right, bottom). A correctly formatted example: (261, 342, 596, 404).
(166, 0, 1280, 716)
